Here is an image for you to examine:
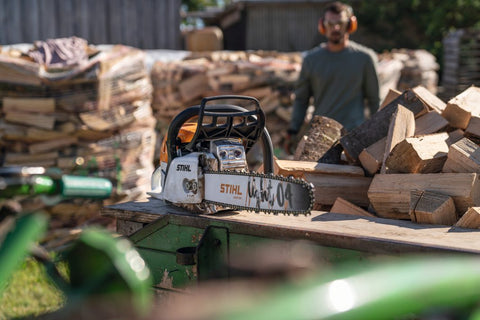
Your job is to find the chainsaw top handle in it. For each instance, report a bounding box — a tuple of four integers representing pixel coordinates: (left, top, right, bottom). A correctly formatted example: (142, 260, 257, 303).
(166, 95, 274, 174)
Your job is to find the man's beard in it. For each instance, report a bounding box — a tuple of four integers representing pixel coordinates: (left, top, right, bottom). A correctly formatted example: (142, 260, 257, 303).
(328, 32, 343, 45)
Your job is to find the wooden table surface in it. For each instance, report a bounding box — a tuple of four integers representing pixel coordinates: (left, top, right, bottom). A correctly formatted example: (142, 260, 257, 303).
(101, 197, 480, 255)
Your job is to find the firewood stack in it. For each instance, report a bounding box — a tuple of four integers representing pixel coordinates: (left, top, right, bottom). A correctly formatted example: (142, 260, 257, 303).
(0, 38, 155, 228)
(150, 50, 303, 156)
(283, 85, 480, 229)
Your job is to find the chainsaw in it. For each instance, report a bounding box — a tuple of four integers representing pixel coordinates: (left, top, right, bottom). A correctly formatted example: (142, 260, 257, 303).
(149, 95, 314, 215)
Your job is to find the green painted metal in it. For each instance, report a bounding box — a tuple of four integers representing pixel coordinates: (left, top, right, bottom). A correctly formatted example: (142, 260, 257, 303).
(197, 226, 230, 280)
(0, 213, 49, 290)
(217, 255, 480, 320)
(129, 216, 374, 292)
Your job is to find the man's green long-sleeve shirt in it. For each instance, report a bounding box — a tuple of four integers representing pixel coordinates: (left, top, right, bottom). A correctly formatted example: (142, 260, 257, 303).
(290, 41, 380, 132)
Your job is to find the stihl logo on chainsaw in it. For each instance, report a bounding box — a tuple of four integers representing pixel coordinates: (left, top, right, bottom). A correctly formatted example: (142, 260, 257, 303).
(220, 183, 243, 195)
(176, 164, 191, 172)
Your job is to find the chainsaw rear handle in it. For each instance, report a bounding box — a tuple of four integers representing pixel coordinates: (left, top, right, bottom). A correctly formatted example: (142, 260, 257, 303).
(166, 95, 274, 174)
(0, 166, 112, 199)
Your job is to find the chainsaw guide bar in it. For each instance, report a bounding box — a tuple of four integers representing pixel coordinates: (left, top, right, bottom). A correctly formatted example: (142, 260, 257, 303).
(203, 170, 314, 216)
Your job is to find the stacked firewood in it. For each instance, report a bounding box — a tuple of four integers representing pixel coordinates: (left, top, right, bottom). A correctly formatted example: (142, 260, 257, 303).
(283, 85, 480, 229)
(0, 39, 155, 227)
(150, 50, 301, 155)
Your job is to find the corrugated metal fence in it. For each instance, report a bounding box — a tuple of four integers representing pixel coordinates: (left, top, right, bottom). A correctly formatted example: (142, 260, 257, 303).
(0, 0, 182, 49)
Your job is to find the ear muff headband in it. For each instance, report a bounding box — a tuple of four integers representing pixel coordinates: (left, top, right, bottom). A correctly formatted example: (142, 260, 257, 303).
(318, 15, 357, 35)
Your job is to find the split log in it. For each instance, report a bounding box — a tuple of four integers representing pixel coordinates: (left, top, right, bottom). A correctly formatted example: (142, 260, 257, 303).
(412, 85, 446, 113)
(454, 207, 480, 229)
(293, 116, 345, 163)
(359, 137, 386, 175)
(379, 88, 401, 110)
(5, 111, 56, 130)
(380, 104, 415, 173)
(340, 89, 427, 162)
(330, 197, 376, 217)
(414, 111, 449, 135)
(442, 86, 480, 129)
(2, 97, 55, 113)
(385, 131, 463, 174)
(443, 137, 480, 173)
(409, 190, 457, 225)
(368, 173, 480, 220)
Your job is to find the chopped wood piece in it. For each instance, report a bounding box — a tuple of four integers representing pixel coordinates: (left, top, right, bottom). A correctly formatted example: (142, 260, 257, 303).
(3, 97, 55, 113)
(454, 207, 480, 228)
(340, 89, 427, 162)
(465, 116, 480, 142)
(5, 111, 56, 130)
(368, 173, 480, 220)
(386, 132, 462, 173)
(412, 85, 446, 113)
(409, 190, 457, 225)
(306, 173, 372, 207)
(443, 137, 480, 173)
(274, 159, 365, 179)
(28, 136, 78, 154)
(380, 104, 415, 173)
(380, 88, 401, 110)
(293, 116, 345, 163)
(330, 197, 376, 217)
(178, 73, 210, 102)
(359, 137, 386, 175)
(414, 111, 449, 135)
(442, 86, 480, 129)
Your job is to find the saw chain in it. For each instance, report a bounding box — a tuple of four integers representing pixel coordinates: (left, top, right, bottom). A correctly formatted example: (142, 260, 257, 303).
(203, 170, 315, 216)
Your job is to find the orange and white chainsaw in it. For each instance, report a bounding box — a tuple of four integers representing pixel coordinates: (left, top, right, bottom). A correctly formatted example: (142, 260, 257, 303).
(149, 96, 314, 215)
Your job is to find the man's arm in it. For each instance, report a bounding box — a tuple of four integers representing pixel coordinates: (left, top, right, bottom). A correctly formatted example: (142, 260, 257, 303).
(363, 54, 380, 116)
(289, 60, 312, 134)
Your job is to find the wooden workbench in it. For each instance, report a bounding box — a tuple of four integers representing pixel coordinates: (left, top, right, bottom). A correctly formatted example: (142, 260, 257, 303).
(101, 197, 480, 255)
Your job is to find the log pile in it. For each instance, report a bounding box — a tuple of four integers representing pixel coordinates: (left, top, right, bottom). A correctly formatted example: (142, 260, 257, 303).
(284, 85, 480, 229)
(0, 39, 156, 228)
(150, 50, 302, 154)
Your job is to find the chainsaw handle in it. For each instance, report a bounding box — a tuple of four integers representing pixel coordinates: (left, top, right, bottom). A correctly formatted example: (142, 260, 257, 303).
(166, 96, 274, 174)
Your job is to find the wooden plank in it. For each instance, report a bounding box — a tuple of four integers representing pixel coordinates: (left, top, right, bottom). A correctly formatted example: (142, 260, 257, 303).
(380, 104, 415, 174)
(340, 89, 427, 162)
(454, 207, 480, 229)
(305, 173, 372, 207)
(442, 86, 480, 129)
(386, 132, 462, 174)
(443, 137, 480, 173)
(274, 159, 365, 179)
(409, 190, 457, 225)
(359, 137, 386, 175)
(4, 151, 59, 165)
(412, 85, 446, 113)
(414, 111, 449, 135)
(368, 173, 480, 220)
(330, 197, 375, 217)
(101, 198, 480, 254)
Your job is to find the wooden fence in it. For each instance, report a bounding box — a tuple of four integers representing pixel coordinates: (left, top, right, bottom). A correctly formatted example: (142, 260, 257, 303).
(0, 0, 182, 49)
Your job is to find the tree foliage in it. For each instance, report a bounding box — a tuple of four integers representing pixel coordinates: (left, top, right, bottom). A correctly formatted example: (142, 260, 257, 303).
(353, 0, 480, 63)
